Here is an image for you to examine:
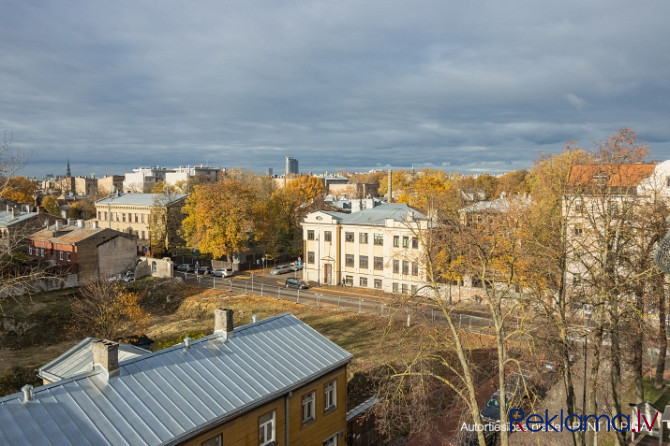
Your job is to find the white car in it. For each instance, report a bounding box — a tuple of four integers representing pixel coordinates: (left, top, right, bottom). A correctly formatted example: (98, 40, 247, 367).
(213, 268, 233, 277)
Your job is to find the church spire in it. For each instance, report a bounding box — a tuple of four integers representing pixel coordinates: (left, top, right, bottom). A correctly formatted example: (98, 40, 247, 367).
(66, 159, 71, 177)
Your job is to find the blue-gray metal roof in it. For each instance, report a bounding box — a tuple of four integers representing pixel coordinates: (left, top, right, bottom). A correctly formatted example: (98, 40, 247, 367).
(320, 203, 426, 226)
(0, 313, 353, 446)
(37, 337, 150, 383)
(95, 193, 186, 207)
(0, 210, 39, 228)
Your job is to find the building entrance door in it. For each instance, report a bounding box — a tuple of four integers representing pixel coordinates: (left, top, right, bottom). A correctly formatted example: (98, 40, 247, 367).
(324, 264, 332, 285)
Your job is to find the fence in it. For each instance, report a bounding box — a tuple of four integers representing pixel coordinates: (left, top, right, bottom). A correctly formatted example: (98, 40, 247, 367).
(178, 272, 505, 335)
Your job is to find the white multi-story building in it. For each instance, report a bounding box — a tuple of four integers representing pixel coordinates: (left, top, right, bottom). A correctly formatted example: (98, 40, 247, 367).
(123, 167, 174, 193)
(302, 203, 429, 294)
(165, 165, 221, 188)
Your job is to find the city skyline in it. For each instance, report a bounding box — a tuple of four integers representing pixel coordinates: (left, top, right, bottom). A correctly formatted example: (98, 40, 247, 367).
(3, 1, 670, 177)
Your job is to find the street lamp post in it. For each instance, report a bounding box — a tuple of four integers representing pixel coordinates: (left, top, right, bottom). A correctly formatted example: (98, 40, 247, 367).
(316, 235, 320, 286)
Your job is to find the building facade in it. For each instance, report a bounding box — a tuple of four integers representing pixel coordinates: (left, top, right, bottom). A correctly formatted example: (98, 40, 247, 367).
(165, 165, 221, 188)
(302, 203, 429, 294)
(94, 192, 187, 256)
(0, 204, 61, 254)
(27, 223, 137, 283)
(123, 167, 174, 193)
(285, 156, 299, 175)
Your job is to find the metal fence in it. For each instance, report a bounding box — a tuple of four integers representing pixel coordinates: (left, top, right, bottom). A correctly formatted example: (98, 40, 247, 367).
(179, 272, 500, 335)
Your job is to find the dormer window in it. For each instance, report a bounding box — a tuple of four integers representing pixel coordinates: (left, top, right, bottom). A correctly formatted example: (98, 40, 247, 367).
(594, 172, 608, 187)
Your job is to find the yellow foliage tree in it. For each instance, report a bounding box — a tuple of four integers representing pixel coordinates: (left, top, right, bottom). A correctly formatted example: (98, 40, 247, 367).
(285, 175, 325, 204)
(1, 176, 37, 203)
(181, 179, 257, 259)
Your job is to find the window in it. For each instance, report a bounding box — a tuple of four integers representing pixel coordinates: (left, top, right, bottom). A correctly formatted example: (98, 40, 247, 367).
(302, 392, 316, 423)
(324, 231, 332, 242)
(259, 411, 276, 446)
(374, 279, 382, 289)
(374, 233, 383, 246)
(345, 232, 354, 242)
(411, 284, 418, 294)
(201, 434, 221, 446)
(574, 225, 583, 237)
(393, 236, 399, 247)
(360, 277, 368, 287)
(359, 232, 368, 244)
(403, 236, 409, 248)
(141, 213, 145, 224)
(40, 248, 44, 257)
(307, 230, 315, 240)
(28, 246, 33, 255)
(141, 231, 145, 240)
(572, 274, 581, 286)
(59, 251, 63, 260)
(66, 252, 71, 262)
(374, 257, 383, 271)
(345, 254, 355, 267)
(412, 237, 418, 249)
(122, 213, 126, 223)
(308, 251, 315, 264)
(324, 380, 337, 411)
(393, 260, 399, 274)
(412, 261, 419, 276)
(323, 435, 338, 446)
(97, 211, 101, 220)
(392, 282, 399, 293)
(402, 261, 409, 275)
(402, 284, 409, 294)
(345, 275, 353, 286)
(115, 212, 120, 222)
(359, 255, 368, 269)
(134, 213, 139, 223)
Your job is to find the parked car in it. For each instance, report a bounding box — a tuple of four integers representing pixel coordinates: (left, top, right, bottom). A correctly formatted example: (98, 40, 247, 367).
(285, 278, 308, 289)
(176, 264, 194, 273)
(213, 267, 233, 277)
(107, 271, 135, 283)
(291, 263, 303, 271)
(480, 391, 506, 423)
(270, 265, 294, 275)
(197, 266, 212, 275)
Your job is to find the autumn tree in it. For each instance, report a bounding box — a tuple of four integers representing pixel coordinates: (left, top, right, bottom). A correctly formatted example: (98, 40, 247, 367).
(285, 175, 325, 204)
(69, 279, 150, 340)
(254, 189, 303, 260)
(149, 190, 185, 257)
(68, 199, 96, 220)
(1, 176, 37, 203)
(41, 195, 61, 216)
(181, 178, 257, 259)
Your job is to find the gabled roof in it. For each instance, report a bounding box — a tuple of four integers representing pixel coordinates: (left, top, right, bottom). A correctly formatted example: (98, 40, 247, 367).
(37, 337, 150, 383)
(0, 210, 40, 228)
(567, 163, 656, 188)
(309, 203, 426, 227)
(0, 313, 353, 446)
(95, 193, 186, 207)
(28, 226, 122, 245)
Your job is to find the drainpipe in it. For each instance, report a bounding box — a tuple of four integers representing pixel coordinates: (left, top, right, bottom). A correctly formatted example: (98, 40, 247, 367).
(285, 391, 292, 445)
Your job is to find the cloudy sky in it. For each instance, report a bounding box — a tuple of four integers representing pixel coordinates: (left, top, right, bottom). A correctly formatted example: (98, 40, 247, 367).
(3, 1, 670, 178)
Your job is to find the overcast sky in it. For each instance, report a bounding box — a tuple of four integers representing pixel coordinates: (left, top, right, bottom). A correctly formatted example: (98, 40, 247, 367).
(3, 1, 670, 178)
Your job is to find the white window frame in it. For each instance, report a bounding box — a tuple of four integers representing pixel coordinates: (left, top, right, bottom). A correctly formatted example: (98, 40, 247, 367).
(59, 251, 63, 260)
(259, 411, 275, 446)
(302, 391, 316, 423)
(66, 252, 71, 262)
(323, 434, 338, 446)
(324, 380, 337, 411)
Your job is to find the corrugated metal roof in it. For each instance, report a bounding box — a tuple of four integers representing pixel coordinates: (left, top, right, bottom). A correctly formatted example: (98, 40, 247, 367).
(38, 338, 150, 383)
(0, 313, 353, 446)
(0, 210, 39, 228)
(95, 193, 186, 207)
(316, 203, 426, 226)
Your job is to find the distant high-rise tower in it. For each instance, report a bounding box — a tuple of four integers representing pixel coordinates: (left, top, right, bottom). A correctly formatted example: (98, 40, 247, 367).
(267, 167, 273, 176)
(285, 156, 299, 175)
(66, 159, 71, 177)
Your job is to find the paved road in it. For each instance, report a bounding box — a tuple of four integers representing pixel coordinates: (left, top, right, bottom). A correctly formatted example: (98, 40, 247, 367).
(177, 270, 507, 333)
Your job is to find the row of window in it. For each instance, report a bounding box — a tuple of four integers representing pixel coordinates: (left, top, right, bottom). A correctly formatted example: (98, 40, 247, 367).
(338, 254, 419, 276)
(306, 230, 419, 248)
(29, 246, 71, 261)
(202, 380, 338, 446)
(97, 211, 150, 224)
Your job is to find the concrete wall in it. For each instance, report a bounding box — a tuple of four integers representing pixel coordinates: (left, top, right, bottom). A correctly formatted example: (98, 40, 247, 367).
(97, 235, 138, 280)
(137, 256, 174, 278)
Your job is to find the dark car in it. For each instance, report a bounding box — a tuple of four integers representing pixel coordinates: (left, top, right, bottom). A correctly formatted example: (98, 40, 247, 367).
(176, 264, 194, 273)
(270, 265, 294, 275)
(197, 266, 212, 275)
(480, 391, 505, 423)
(285, 278, 308, 289)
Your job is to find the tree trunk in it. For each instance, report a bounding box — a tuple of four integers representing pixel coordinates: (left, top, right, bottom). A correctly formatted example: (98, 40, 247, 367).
(633, 288, 645, 402)
(655, 281, 667, 389)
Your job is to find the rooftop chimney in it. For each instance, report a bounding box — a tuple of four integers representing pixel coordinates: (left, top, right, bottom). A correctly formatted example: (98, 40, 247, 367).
(183, 336, 192, 349)
(252, 315, 258, 323)
(92, 340, 120, 377)
(214, 308, 234, 340)
(21, 384, 33, 403)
